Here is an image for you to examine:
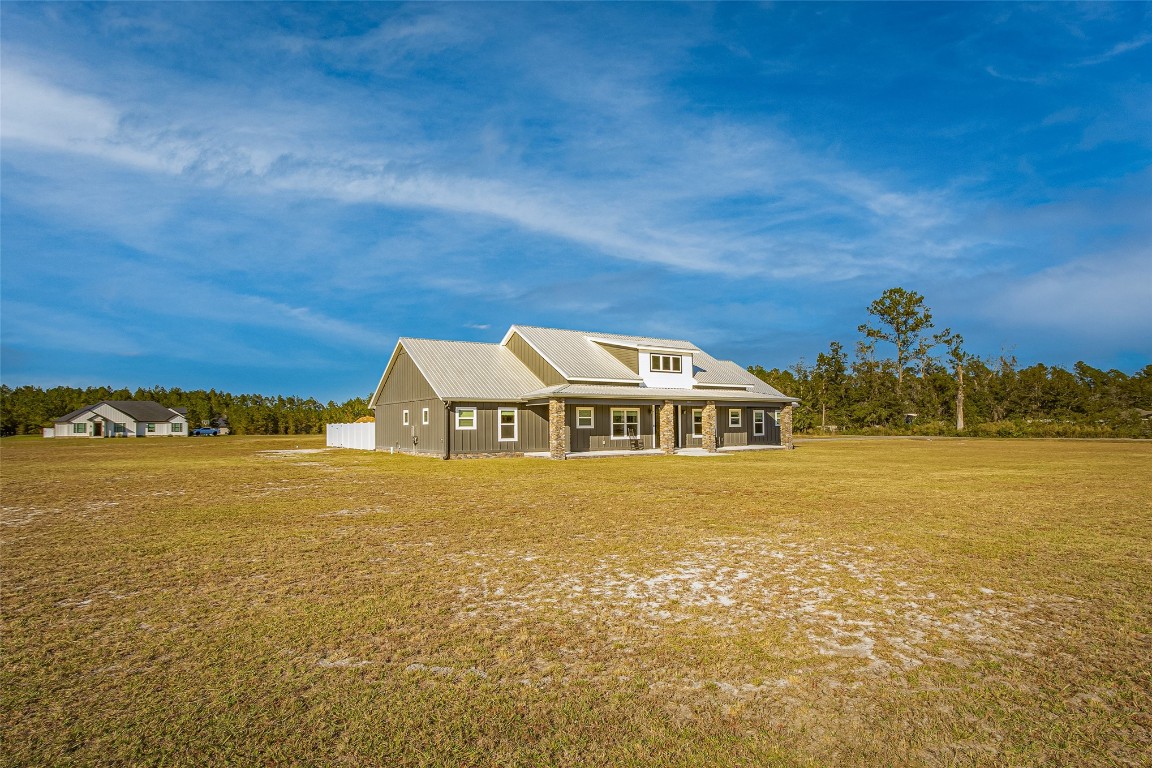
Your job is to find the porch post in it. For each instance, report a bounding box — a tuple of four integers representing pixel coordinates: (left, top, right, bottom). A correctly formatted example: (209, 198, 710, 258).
(702, 401, 718, 453)
(548, 398, 567, 460)
(780, 404, 794, 449)
(659, 400, 676, 455)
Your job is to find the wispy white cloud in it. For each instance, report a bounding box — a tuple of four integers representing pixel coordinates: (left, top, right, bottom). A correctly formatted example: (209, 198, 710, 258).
(1076, 33, 1152, 66)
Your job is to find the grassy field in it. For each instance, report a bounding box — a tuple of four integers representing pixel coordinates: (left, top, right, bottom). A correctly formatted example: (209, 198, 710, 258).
(2, 436, 1149, 767)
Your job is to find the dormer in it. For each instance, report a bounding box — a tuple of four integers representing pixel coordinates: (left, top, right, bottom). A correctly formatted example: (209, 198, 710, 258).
(636, 347, 696, 388)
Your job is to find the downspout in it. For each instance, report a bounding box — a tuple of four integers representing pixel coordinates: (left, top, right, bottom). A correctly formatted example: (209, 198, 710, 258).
(443, 401, 452, 461)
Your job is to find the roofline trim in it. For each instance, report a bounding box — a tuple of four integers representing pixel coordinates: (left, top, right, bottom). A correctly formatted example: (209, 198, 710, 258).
(369, 340, 448, 408)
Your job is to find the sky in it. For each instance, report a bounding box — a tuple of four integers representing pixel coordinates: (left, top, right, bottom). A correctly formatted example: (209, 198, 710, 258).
(2, 2, 1150, 401)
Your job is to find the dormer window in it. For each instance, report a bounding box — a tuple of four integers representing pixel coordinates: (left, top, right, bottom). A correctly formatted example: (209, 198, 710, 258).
(650, 354, 682, 373)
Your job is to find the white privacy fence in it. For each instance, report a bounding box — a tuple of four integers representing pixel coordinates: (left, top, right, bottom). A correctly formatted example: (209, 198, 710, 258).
(326, 423, 376, 451)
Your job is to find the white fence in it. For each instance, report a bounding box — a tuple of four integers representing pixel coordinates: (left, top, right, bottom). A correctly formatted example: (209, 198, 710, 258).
(326, 423, 376, 451)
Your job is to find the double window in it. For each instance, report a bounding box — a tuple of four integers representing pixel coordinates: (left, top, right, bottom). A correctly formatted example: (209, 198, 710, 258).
(455, 407, 477, 430)
(611, 408, 640, 439)
(73, 423, 87, 434)
(146, 423, 156, 433)
(498, 407, 517, 441)
(650, 354, 682, 373)
(752, 410, 765, 436)
(172, 422, 184, 432)
(576, 407, 594, 429)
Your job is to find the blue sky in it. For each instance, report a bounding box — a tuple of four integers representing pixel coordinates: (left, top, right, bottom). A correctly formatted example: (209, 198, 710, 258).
(2, 2, 1149, 400)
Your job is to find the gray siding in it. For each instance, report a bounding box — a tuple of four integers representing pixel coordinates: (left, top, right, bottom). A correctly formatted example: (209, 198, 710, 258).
(450, 404, 549, 454)
(375, 348, 446, 454)
(681, 405, 782, 449)
(506, 333, 565, 386)
(567, 403, 658, 452)
(595, 343, 639, 373)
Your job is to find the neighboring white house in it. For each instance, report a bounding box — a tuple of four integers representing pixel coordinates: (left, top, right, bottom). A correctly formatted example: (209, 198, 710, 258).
(50, 401, 189, 438)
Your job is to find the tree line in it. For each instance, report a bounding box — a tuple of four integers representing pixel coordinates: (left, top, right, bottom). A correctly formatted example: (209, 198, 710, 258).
(749, 287, 1151, 438)
(0, 385, 372, 436)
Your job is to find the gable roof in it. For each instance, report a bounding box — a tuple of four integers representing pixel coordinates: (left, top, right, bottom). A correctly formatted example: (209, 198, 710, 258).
(382, 338, 546, 402)
(54, 401, 187, 423)
(371, 325, 796, 405)
(503, 325, 702, 383)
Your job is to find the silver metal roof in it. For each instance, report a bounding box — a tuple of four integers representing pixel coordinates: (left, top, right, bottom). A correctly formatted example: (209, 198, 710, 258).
(507, 326, 644, 382)
(522, 384, 794, 403)
(691, 350, 790, 397)
(401, 338, 545, 401)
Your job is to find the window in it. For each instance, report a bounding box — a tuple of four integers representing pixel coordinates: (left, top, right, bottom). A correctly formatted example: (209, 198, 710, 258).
(73, 423, 87, 434)
(402, 410, 410, 426)
(114, 423, 126, 434)
(753, 410, 765, 436)
(146, 423, 156, 433)
(576, 407, 594, 429)
(498, 407, 517, 441)
(691, 409, 703, 437)
(728, 409, 741, 428)
(172, 422, 183, 432)
(455, 407, 476, 430)
(611, 408, 640, 439)
(421, 408, 430, 425)
(650, 354, 682, 373)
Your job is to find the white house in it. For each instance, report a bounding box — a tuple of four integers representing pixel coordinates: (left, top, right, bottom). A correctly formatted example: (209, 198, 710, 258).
(50, 401, 189, 438)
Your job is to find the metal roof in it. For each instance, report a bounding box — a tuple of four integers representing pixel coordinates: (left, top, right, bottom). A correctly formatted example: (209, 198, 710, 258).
(401, 338, 546, 401)
(522, 384, 795, 403)
(506, 326, 644, 382)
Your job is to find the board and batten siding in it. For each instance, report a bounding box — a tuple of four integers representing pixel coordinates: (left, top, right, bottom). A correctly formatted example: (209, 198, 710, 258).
(594, 343, 640, 374)
(375, 347, 446, 454)
(567, 403, 658, 452)
(505, 333, 565, 386)
(450, 404, 549, 454)
(681, 404, 783, 448)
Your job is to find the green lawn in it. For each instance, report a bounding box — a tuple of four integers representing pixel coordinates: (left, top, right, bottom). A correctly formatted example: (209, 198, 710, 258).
(2, 436, 1149, 766)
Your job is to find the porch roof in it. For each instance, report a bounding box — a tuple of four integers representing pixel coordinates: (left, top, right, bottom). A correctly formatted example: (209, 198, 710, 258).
(522, 384, 795, 404)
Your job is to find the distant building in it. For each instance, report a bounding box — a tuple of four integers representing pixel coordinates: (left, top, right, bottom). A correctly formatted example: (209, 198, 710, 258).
(49, 401, 188, 438)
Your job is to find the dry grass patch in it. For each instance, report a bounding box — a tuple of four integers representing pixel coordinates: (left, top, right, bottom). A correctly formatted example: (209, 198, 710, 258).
(2, 436, 1149, 766)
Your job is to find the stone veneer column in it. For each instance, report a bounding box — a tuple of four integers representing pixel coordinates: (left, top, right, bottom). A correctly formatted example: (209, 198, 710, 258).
(548, 398, 567, 460)
(702, 401, 718, 453)
(659, 400, 676, 454)
(779, 404, 794, 449)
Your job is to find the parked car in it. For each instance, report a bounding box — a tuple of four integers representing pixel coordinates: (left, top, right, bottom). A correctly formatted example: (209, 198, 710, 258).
(191, 427, 220, 437)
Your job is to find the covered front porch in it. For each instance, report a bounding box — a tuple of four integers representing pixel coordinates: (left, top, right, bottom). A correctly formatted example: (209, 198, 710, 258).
(531, 394, 795, 460)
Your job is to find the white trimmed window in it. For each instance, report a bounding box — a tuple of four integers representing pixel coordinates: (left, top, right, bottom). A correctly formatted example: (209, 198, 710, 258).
(498, 407, 517, 441)
(421, 407, 430, 425)
(172, 422, 183, 432)
(73, 423, 87, 434)
(650, 354, 682, 373)
(691, 409, 703, 438)
(402, 410, 410, 426)
(576, 407, 594, 429)
(753, 410, 766, 436)
(455, 407, 477, 430)
(728, 409, 741, 428)
(771, 410, 780, 426)
(611, 408, 640, 439)
(146, 423, 156, 433)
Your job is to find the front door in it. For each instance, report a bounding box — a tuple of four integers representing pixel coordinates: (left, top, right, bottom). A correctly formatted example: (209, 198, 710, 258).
(92, 421, 103, 437)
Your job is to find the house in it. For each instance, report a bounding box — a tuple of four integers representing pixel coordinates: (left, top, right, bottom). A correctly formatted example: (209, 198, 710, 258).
(50, 401, 189, 438)
(367, 325, 797, 459)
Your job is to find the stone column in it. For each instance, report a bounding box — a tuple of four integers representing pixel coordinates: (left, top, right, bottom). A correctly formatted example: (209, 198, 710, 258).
(780, 404, 794, 449)
(659, 400, 676, 454)
(548, 398, 567, 460)
(702, 401, 718, 453)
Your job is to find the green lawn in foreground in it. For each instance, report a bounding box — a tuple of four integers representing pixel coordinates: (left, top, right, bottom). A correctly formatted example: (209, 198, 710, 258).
(2, 436, 1149, 767)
